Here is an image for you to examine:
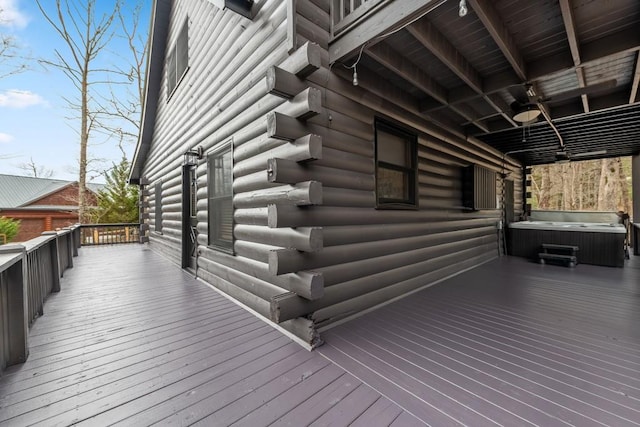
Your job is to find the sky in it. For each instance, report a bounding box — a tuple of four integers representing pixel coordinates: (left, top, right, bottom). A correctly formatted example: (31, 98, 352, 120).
(0, 0, 151, 183)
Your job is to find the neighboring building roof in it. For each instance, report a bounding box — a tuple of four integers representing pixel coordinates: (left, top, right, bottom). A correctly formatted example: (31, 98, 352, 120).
(3, 205, 79, 212)
(0, 174, 104, 209)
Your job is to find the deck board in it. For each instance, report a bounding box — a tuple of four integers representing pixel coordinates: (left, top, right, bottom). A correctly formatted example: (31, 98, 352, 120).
(320, 255, 640, 426)
(0, 245, 417, 426)
(3, 245, 639, 426)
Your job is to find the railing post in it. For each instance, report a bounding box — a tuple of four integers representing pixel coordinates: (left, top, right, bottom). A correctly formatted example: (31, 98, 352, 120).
(42, 231, 65, 278)
(71, 224, 81, 256)
(47, 235, 61, 292)
(63, 228, 74, 269)
(0, 244, 29, 366)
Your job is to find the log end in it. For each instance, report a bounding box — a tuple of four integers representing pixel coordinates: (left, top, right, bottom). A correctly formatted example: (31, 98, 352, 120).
(306, 181, 323, 206)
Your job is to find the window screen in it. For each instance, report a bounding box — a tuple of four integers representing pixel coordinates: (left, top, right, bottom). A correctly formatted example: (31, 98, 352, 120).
(208, 146, 233, 251)
(375, 119, 418, 207)
(167, 19, 189, 97)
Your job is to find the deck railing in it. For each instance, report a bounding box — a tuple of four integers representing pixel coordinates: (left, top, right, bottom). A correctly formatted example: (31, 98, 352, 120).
(80, 223, 140, 246)
(0, 223, 138, 374)
(331, 0, 387, 38)
(0, 226, 79, 372)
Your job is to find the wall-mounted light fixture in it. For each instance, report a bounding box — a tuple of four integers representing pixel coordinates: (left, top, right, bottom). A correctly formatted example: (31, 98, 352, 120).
(183, 146, 203, 166)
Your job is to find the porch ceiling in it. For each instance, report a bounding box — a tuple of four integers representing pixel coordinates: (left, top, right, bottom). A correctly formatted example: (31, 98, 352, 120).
(333, 0, 640, 166)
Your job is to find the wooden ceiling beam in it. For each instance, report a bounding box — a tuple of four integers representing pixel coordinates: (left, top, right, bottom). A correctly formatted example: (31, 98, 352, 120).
(559, 0, 589, 113)
(406, 19, 517, 129)
(486, 93, 518, 127)
(451, 104, 490, 133)
(366, 42, 448, 104)
(630, 52, 640, 104)
(529, 26, 640, 80)
(406, 20, 482, 92)
(466, 0, 527, 81)
(366, 43, 490, 133)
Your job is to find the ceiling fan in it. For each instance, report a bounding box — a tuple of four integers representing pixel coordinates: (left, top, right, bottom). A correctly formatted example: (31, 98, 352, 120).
(507, 145, 608, 164)
(505, 80, 616, 163)
(554, 149, 608, 163)
(508, 79, 617, 123)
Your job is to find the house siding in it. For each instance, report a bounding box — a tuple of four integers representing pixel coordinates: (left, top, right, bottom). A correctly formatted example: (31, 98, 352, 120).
(139, 0, 522, 344)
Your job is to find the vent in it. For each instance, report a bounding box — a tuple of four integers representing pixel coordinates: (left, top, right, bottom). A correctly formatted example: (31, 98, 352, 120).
(462, 164, 497, 210)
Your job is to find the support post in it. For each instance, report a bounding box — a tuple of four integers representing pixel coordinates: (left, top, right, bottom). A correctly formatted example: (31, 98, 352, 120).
(0, 245, 29, 366)
(633, 154, 640, 254)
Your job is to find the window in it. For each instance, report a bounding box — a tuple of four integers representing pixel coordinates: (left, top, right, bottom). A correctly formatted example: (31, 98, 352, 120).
(375, 119, 418, 208)
(208, 145, 233, 251)
(167, 19, 189, 98)
(154, 181, 163, 233)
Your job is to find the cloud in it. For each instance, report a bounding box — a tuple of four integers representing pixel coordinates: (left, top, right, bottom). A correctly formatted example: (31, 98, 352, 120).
(0, 0, 29, 29)
(0, 133, 14, 143)
(0, 90, 47, 108)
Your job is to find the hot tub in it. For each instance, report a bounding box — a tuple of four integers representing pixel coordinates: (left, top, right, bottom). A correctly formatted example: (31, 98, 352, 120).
(508, 221, 627, 267)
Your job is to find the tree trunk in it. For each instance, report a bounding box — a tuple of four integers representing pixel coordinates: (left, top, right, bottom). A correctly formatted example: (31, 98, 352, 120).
(561, 164, 571, 210)
(617, 157, 631, 213)
(538, 165, 551, 209)
(598, 158, 619, 211)
(79, 66, 89, 223)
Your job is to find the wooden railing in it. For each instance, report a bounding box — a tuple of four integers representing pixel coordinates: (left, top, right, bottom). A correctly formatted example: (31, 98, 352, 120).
(80, 223, 140, 246)
(331, 0, 387, 38)
(0, 223, 140, 374)
(0, 225, 81, 373)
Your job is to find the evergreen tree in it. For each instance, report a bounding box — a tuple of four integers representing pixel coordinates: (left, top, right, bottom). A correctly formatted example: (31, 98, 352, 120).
(92, 157, 139, 223)
(0, 216, 20, 244)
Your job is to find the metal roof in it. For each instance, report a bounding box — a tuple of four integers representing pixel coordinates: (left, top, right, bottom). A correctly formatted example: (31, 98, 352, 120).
(334, 0, 640, 166)
(0, 174, 104, 209)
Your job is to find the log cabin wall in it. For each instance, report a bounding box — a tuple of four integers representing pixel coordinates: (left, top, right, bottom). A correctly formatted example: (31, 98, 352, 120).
(140, 0, 522, 345)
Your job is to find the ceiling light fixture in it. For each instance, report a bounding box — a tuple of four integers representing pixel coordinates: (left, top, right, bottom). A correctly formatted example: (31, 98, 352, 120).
(512, 103, 542, 122)
(458, 0, 468, 17)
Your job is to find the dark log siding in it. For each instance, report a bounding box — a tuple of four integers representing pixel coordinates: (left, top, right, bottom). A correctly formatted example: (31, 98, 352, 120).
(140, 0, 523, 343)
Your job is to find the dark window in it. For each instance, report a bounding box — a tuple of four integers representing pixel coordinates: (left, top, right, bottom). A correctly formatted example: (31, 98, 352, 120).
(208, 145, 233, 251)
(167, 19, 189, 98)
(154, 181, 163, 232)
(375, 119, 418, 208)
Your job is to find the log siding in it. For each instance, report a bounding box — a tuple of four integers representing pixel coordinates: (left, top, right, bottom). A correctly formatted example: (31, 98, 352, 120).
(134, 0, 522, 344)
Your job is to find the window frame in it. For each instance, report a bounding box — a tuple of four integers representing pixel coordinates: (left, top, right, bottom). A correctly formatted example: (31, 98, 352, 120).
(374, 118, 419, 209)
(154, 181, 163, 233)
(166, 18, 189, 100)
(207, 142, 234, 253)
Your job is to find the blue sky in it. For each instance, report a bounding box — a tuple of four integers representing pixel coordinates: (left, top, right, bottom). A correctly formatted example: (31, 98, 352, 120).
(0, 0, 151, 182)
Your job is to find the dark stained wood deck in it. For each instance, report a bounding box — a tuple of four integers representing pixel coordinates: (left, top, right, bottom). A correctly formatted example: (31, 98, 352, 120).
(320, 255, 640, 426)
(3, 246, 639, 426)
(0, 245, 416, 426)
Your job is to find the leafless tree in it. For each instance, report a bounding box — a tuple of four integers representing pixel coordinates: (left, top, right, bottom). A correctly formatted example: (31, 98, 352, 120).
(532, 157, 631, 215)
(99, 2, 148, 149)
(16, 157, 55, 178)
(0, 8, 28, 78)
(35, 0, 120, 222)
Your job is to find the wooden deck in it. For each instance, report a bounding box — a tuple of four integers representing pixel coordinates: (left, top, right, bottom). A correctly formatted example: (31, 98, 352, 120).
(320, 255, 640, 426)
(2, 246, 639, 426)
(0, 245, 416, 426)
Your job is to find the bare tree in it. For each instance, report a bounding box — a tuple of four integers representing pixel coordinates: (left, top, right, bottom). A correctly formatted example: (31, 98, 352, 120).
(35, 0, 120, 222)
(0, 7, 28, 78)
(95, 2, 147, 149)
(16, 157, 55, 178)
(538, 165, 551, 208)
